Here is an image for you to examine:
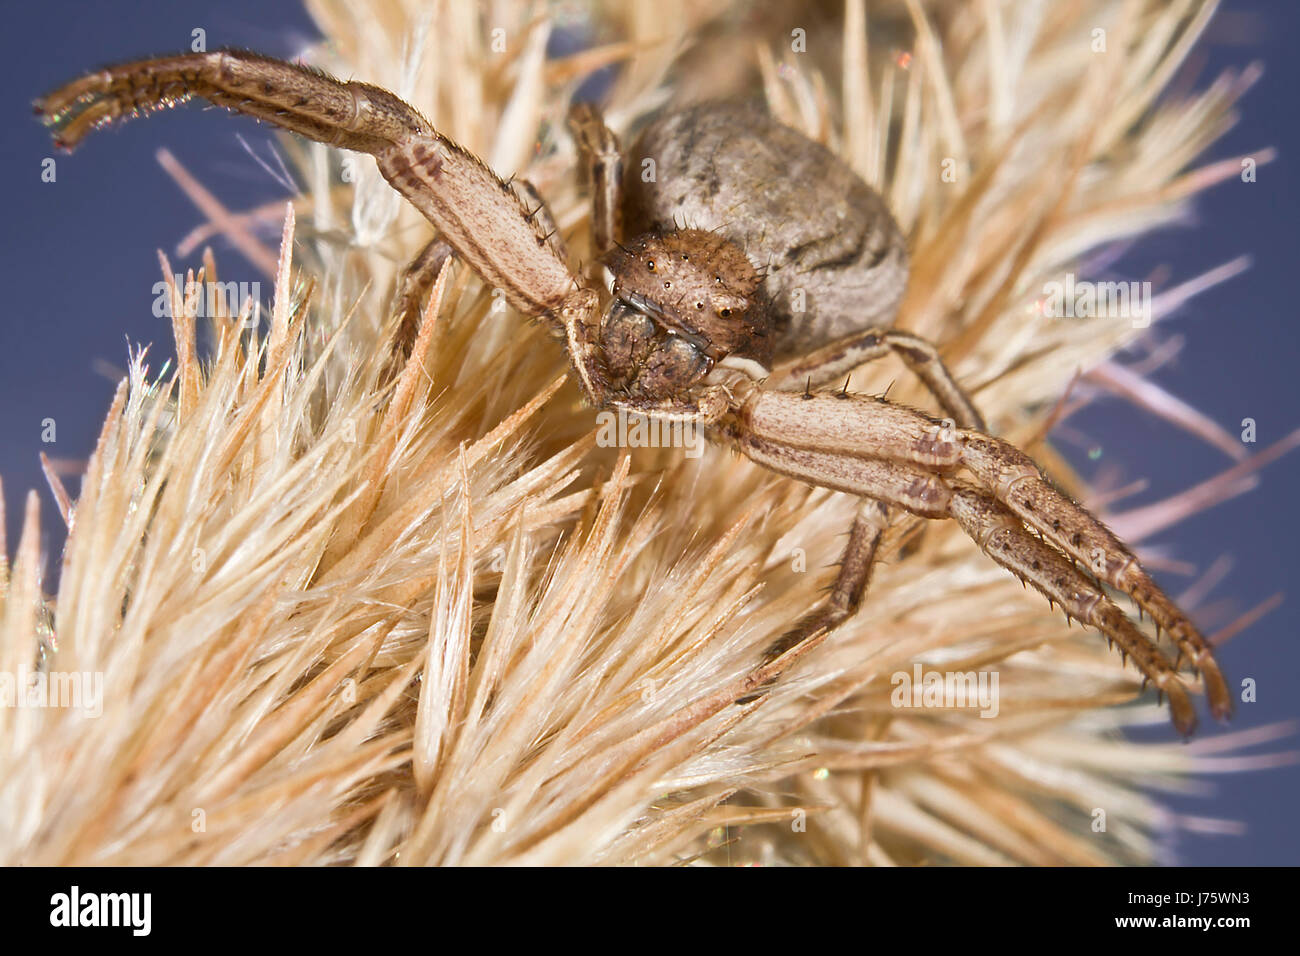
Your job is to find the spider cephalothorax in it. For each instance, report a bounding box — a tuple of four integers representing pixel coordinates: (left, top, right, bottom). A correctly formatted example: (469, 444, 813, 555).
(37, 49, 1232, 734)
(600, 229, 771, 396)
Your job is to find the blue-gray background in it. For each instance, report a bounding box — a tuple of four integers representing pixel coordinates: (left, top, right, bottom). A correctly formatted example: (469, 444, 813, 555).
(1, 1, 1295, 865)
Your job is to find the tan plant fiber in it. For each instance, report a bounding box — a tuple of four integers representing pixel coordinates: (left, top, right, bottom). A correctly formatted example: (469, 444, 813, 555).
(0, 0, 1280, 865)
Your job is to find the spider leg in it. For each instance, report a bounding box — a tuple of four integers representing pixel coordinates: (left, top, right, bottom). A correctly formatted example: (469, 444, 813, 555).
(948, 483, 1197, 735)
(727, 387, 1229, 729)
(728, 424, 952, 702)
(767, 327, 985, 431)
(749, 330, 983, 676)
(959, 434, 1231, 722)
(511, 179, 569, 263)
(37, 50, 408, 152)
(38, 49, 577, 319)
(743, 497, 888, 682)
(382, 178, 567, 382)
(386, 236, 453, 378)
(567, 102, 624, 255)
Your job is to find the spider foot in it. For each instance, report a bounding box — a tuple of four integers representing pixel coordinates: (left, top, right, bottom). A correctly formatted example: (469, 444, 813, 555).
(37, 50, 421, 153)
(960, 437, 1231, 725)
(949, 486, 1198, 736)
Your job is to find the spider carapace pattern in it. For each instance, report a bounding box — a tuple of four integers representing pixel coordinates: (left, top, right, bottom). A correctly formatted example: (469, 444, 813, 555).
(36, 48, 1232, 735)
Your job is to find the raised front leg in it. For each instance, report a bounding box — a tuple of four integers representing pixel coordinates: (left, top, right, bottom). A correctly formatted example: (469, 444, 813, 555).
(384, 178, 566, 380)
(38, 49, 576, 318)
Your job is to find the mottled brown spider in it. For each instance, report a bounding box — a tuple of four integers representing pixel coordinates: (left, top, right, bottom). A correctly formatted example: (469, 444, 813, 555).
(36, 49, 1231, 734)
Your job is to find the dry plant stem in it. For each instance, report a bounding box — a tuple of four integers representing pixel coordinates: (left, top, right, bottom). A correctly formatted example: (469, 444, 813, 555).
(37, 41, 1232, 737)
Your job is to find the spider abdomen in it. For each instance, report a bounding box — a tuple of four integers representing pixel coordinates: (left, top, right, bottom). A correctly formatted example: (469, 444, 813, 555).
(621, 102, 908, 360)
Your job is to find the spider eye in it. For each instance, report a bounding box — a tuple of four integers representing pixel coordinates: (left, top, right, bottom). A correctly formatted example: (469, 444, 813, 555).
(694, 301, 704, 310)
(663, 280, 671, 289)
(719, 307, 732, 318)
(646, 259, 656, 272)
(681, 253, 689, 261)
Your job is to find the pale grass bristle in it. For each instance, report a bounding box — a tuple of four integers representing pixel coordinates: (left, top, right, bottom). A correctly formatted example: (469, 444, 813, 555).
(0, 0, 1285, 865)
